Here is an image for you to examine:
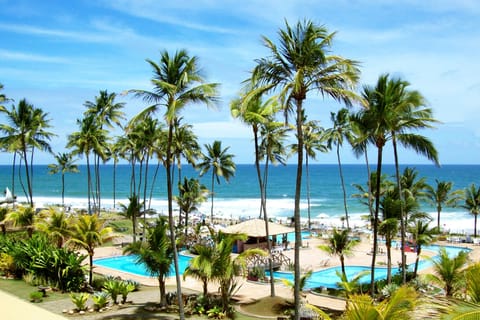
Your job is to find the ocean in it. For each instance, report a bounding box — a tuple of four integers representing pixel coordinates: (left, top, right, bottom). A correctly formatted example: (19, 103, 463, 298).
(1, 163, 479, 234)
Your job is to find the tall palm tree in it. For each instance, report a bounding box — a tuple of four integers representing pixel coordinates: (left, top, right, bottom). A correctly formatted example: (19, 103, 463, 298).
(291, 117, 328, 231)
(231, 86, 280, 297)
(48, 152, 79, 209)
(251, 20, 360, 315)
(425, 180, 463, 232)
(462, 183, 480, 237)
(197, 140, 236, 222)
(67, 115, 108, 214)
(0, 99, 54, 207)
(359, 73, 438, 292)
(318, 228, 359, 281)
(84, 90, 125, 213)
(326, 108, 354, 229)
(67, 214, 113, 285)
(129, 49, 219, 319)
(124, 217, 173, 306)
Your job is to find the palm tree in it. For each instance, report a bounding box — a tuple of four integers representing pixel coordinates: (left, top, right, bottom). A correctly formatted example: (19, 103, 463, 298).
(378, 189, 400, 284)
(183, 243, 214, 297)
(197, 140, 236, 222)
(425, 180, 463, 232)
(47, 152, 79, 209)
(0, 99, 54, 207)
(4, 205, 35, 237)
(342, 286, 418, 320)
(426, 247, 469, 297)
(118, 195, 143, 243)
(408, 219, 435, 278)
(124, 217, 173, 306)
(359, 73, 438, 292)
(231, 86, 281, 297)
(84, 90, 125, 213)
(318, 228, 359, 281)
(326, 108, 354, 229)
(251, 20, 360, 315)
(462, 183, 480, 238)
(35, 207, 73, 248)
(129, 49, 219, 319)
(175, 177, 208, 237)
(68, 214, 113, 285)
(67, 115, 108, 214)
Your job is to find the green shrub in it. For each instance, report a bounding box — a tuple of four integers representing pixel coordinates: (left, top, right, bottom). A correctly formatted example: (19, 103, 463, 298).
(0, 253, 15, 277)
(103, 279, 122, 304)
(119, 281, 136, 304)
(92, 291, 109, 311)
(70, 292, 90, 311)
(29, 291, 43, 303)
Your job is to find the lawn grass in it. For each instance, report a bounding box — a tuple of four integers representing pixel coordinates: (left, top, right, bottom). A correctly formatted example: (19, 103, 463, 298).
(0, 278, 69, 303)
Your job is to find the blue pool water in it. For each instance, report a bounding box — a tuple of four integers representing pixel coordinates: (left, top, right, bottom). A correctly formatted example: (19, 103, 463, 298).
(278, 244, 471, 289)
(94, 244, 470, 289)
(94, 254, 192, 277)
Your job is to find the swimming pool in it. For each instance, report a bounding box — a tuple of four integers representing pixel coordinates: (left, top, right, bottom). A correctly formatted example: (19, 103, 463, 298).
(272, 244, 471, 289)
(94, 254, 192, 277)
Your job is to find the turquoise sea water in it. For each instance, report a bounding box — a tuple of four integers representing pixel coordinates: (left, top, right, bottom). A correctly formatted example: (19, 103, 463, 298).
(2, 164, 480, 233)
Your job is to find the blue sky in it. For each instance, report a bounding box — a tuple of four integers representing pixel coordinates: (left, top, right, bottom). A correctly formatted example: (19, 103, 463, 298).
(0, 0, 479, 165)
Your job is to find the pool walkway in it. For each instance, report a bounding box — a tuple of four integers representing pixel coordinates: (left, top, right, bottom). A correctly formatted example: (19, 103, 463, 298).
(0, 290, 67, 320)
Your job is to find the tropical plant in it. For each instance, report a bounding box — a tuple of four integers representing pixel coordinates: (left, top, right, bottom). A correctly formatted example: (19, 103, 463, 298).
(68, 214, 113, 286)
(251, 19, 360, 316)
(70, 292, 90, 311)
(425, 247, 469, 297)
(47, 152, 79, 209)
(425, 180, 463, 232)
(175, 177, 208, 236)
(4, 205, 35, 237)
(103, 279, 122, 304)
(118, 194, 143, 243)
(342, 285, 418, 320)
(197, 140, 236, 222)
(119, 280, 136, 304)
(123, 217, 173, 307)
(67, 114, 108, 214)
(325, 108, 354, 229)
(130, 49, 219, 319)
(318, 228, 359, 281)
(408, 219, 436, 278)
(35, 207, 73, 248)
(462, 183, 480, 238)
(92, 291, 110, 311)
(358, 73, 438, 291)
(0, 99, 54, 207)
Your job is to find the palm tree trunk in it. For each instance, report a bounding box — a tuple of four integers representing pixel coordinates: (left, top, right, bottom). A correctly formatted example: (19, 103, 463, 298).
(340, 255, 347, 281)
(22, 146, 33, 206)
(337, 144, 350, 229)
(413, 247, 421, 278)
(166, 124, 185, 320)
(148, 160, 161, 211)
(86, 154, 92, 214)
(61, 173, 65, 209)
(370, 145, 383, 296)
(392, 134, 407, 284)
(210, 172, 215, 222)
(386, 238, 392, 284)
(159, 277, 167, 307)
(306, 155, 312, 231)
(11, 153, 16, 209)
(113, 159, 117, 210)
(294, 100, 304, 320)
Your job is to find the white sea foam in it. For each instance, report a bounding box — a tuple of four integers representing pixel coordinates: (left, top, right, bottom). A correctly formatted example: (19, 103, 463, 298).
(23, 195, 476, 235)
